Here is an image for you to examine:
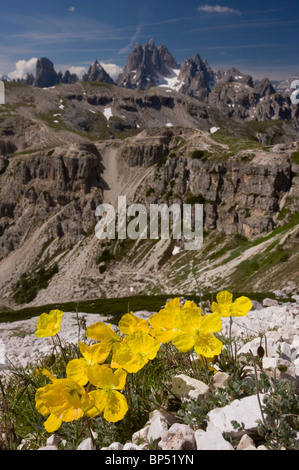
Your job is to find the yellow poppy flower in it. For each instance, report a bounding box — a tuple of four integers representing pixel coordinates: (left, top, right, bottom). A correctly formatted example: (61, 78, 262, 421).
(35, 369, 93, 433)
(35, 309, 63, 338)
(118, 312, 150, 336)
(148, 298, 181, 343)
(112, 331, 160, 373)
(86, 322, 121, 351)
(211, 291, 252, 317)
(66, 341, 111, 386)
(148, 298, 200, 343)
(86, 365, 128, 423)
(172, 305, 223, 358)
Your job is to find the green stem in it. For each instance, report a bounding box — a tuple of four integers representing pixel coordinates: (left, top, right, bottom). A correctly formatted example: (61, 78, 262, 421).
(85, 416, 96, 448)
(229, 316, 234, 362)
(250, 349, 266, 426)
(55, 334, 68, 365)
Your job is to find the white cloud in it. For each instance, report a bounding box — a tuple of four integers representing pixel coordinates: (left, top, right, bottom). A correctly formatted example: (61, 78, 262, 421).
(100, 63, 123, 80)
(68, 6, 76, 12)
(198, 4, 241, 15)
(57, 63, 122, 81)
(68, 66, 87, 78)
(8, 57, 38, 80)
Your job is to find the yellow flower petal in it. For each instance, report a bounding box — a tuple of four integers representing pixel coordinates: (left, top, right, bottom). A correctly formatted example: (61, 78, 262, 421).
(35, 375, 92, 431)
(173, 306, 203, 333)
(35, 388, 50, 417)
(151, 328, 174, 344)
(231, 296, 252, 317)
(86, 389, 107, 417)
(35, 310, 63, 338)
(172, 331, 194, 352)
(86, 322, 121, 345)
(87, 364, 127, 390)
(182, 300, 198, 309)
(78, 341, 111, 364)
(118, 312, 150, 336)
(104, 390, 128, 423)
(201, 311, 222, 334)
(44, 414, 62, 433)
(66, 358, 89, 386)
(194, 333, 223, 358)
(148, 298, 181, 343)
(113, 331, 160, 373)
(126, 331, 160, 361)
(212, 291, 252, 318)
(112, 368, 127, 390)
(216, 291, 233, 304)
(42, 369, 57, 383)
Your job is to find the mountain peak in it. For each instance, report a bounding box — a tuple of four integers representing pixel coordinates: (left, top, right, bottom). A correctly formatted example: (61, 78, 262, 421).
(146, 38, 156, 48)
(82, 60, 114, 84)
(117, 39, 213, 95)
(33, 57, 58, 88)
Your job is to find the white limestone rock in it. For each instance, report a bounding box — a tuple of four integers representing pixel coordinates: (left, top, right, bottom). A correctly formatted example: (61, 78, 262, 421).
(236, 434, 256, 450)
(195, 428, 234, 450)
(76, 437, 94, 450)
(206, 394, 266, 434)
(159, 423, 196, 450)
(172, 374, 210, 403)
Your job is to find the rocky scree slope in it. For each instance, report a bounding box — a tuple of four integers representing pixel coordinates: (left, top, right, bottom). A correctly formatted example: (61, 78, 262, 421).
(0, 80, 298, 307)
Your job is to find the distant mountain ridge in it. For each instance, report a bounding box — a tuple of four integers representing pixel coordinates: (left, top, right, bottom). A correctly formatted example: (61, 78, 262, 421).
(2, 39, 297, 101)
(1, 40, 299, 133)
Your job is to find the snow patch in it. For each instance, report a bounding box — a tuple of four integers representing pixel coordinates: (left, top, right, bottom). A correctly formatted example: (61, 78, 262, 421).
(157, 67, 184, 92)
(210, 127, 220, 134)
(172, 246, 180, 256)
(103, 107, 113, 120)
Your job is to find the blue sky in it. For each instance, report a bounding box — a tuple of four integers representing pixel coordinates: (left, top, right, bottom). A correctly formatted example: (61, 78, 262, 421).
(0, 0, 298, 81)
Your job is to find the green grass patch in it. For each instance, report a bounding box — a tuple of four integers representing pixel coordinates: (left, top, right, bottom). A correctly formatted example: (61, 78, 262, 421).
(292, 151, 299, 165)
(210, 133, 263, 153)
(12, 264, 59, 305)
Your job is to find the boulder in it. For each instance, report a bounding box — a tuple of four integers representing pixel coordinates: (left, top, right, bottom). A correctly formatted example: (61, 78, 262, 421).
(76, 437, 95, 451)
(172, 374, 210, 402)
(195, 428, 234, 450)
(236, 434, 256, 450)
(159, 423, 196, 450)
(206, 394, 266, 434)
(147, 410, 172, 445)
(212, 372, 230, 389)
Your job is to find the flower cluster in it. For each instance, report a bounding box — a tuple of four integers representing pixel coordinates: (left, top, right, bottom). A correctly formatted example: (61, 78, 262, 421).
(34, 291, 252, 433)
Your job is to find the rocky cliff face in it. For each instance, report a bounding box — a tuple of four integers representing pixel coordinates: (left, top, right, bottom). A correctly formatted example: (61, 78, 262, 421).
(178, 54, 215, 99)
(0, 142, 103, 258)
(121, 129, 298, 240)
(0, 79, 298, 307)
(33, 58, 58, 88)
